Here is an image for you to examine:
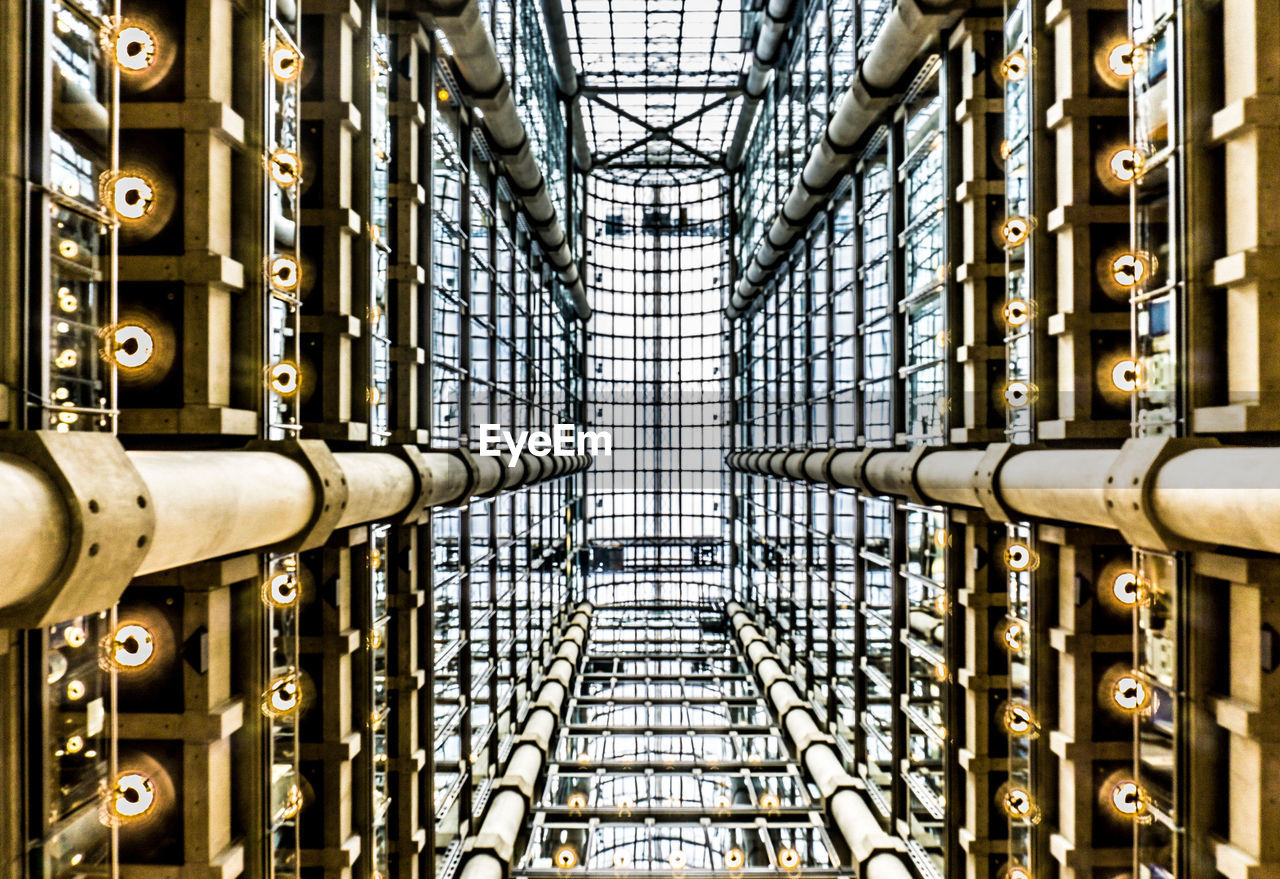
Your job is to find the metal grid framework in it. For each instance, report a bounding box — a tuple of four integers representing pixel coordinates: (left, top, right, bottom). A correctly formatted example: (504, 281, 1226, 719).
(561, 0, 745, 175)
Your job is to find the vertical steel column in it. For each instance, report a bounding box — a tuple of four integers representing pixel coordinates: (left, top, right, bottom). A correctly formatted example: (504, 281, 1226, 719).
(456, 117, 474, 830)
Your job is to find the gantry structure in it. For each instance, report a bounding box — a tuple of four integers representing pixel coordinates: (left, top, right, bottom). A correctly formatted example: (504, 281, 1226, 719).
(0, 0, 1278, 878)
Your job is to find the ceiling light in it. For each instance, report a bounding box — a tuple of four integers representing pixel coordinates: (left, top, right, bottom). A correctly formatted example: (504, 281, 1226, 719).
(109, 623, 155, 669)
(1004, 541, 1036, 572)
(1001, 216, 1030, 246)
(555, 847, 578, 869)
(1003, 380, 1033, 408)
(1112, 571, 1140, 605)
(1108, 147, 1143, 182)
(271, 44, 302, 81)
(112, 25, 157, 71)
(1107, 41, 1135, 78)
(777, 847, 800, 870)
(725, 849, 744, 870)
(112, 324, 155, 369)
(263, 572, 299, 608)
(1111, 359, 1141, 392)
(269, 362, 299, 395)
(268, 150, 301, 187)
(1110, 780, 1145, 816)
(1112, 673, 1148, 711)
(1004, 298, 1030, 327)
(109, 771, 156, 818)
(1000, 51, 1028, 82)
(109, 174, 155, 220)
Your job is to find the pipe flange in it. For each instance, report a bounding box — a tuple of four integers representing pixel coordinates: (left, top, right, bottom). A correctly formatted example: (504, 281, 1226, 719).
(1102, 437, 1220, 551)
(767, 449, 791, 478)
(0, 431, 155, 627)
(484, 128, 530, 163)
(783, 450, 809, 481)
(246, 438, 349, 551)
(829, 448, 877, 491)
(971, 442, 1039, 523)
(461, 834, 517, 873)
(887, 444, 934, 506)
(387, 444, 433, 524)
(440, 446, 480, 507)
(471, 450, 509, 499)
(807, 448, 837, 484)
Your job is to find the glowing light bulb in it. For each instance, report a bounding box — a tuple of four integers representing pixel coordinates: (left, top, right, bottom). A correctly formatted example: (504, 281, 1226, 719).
(271, 44, 302, 81)
(668, 850, 687, 870)
(1003, 380, 1033, 408)
(1107, 41, 1135, 77)
(110, 623, 155, 669)
(1111, 359, 1140, 392)
(1000, 51, 1028, 82)
(1001, 216, 1030, 247)
(760, 792, 780, 809)
(268, 150, 301, 187)
(263, 572, 299, 608)
(1109, 147, 1143, 182)
(54, 348, 79, 369)
(999, 618, 1025, 653)
(1112, 674, 1148, 711)
(110, 175, 155, 220)
(270, 255, 300, 290)
(934, 528, 948, 548)
(1111, 780, 1145, 816)
(1006, 865, 1031, 879)
(934, 661, 948, 681)
(1112, 571, 1140, 606)
(1004, 298, 1030, 327)
(566, 792, 586, 809)
(113, 324, 154, 369)
(113, 26, 157, 71)
(437, 88, 451, 102)
(64, 625, 87, 648)
(66, 679, 85, 700)
(725, 849, 744, 870)
(1111, 253, 1146, 288)
(1002, 702, 1037, 737)
(577, 751, 590, 764)
(264, 675, 301, 716)
(109, 772, 156, 818)
(58, 287, 78, 312)
(554, 847, 578, 869)
(58, 239, 79, 259)
(66, 734, 84, 754)
(1005, 541, 1036, 572)
(613, 854, 631, 868)
(999, 139, 1011, 160)
(269, 362, 299, 395)
(1003, 786, 1034, 818)
(777, 848, 800, 870)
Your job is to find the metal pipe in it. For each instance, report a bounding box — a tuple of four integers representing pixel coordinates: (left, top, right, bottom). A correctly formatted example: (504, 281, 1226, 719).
(727, 603, 912, 877)
(537, 0, 592, 171)
(457, 605, 592, 879)
(727, 442, 1280, 554)
(0, 441, 593, 614)
(726, 0, 795, 170)
(427, 0, 591, 320)
(727, 0, 962, 319)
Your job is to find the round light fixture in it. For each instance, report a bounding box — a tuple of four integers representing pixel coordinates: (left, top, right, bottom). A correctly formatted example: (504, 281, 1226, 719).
(113, 25, 157, 72)
(113, 324, 155, 369)
(110, 623, 155, 669)
(109, 771, 156, 818)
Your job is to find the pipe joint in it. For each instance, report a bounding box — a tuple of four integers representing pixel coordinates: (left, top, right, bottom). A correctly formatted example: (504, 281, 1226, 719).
(386, 444, 437, 523)
(440, 446, 480, 507)
(0, 431, 155, 627)
(246, 437, 350, 551)
(972, 442, 1036, 522)
(1102, 437, 1220, 551)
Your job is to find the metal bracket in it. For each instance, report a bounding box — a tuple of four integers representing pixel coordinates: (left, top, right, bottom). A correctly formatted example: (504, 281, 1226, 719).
(388, 444, 432, 524)
(973, 442, 1042, 522)
(441, 446, 479, 508)
(0, 431, 154, 627)
(245, 438, 348, 551)
(1103, 436, 1220, 551)
(887, 444, 934, 505)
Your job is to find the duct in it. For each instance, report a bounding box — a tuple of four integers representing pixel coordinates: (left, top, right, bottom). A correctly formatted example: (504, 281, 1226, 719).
(726, 440, 1280, 555)
(0, 434, 592, 618)
(457, 605, 592, 879)
(727, 603, 913, 878)
(538, 0, 593, 171)
(426, 0, 591, 321)
(727, 0, 962, 320)
(727, 0, 795, 170)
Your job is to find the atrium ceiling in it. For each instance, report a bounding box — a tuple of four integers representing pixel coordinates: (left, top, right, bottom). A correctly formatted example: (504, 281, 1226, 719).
(561, 0, 746, 176)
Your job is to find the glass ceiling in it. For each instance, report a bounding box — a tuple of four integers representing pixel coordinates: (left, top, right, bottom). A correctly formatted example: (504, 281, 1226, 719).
(562, 0, 746, 178)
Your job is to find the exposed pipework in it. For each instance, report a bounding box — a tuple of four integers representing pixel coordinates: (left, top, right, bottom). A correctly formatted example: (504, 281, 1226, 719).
(726, 603, 913, 879)
(726, 438, 1280, 554)
(538, 0, 593, 172)
(726, 0, 795, 170)
(458, 604, 592, 879)
(727, 0, 962, 319)
(0, 430, 592, 625)
(426, 0, 591, 320)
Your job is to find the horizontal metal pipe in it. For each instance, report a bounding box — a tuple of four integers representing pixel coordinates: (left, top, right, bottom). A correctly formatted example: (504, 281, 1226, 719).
(727, 602, 910, 872)
(728, 442, 1280, 554)
(428, 0, 590, 319)
(457, 604, 592, 879)
(728, 0, 961, 319)
(0, 439, 591, 615)
(727, 0, 795, 169)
